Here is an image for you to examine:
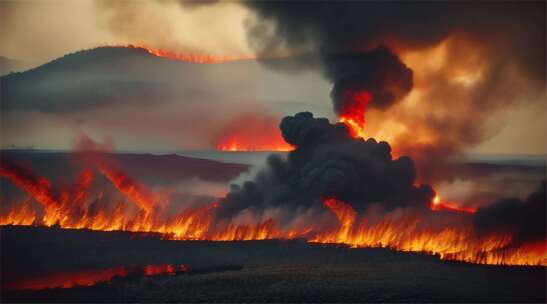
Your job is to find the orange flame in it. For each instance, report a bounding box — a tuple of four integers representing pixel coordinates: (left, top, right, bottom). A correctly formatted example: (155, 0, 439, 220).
(431, 195, 477, 214)
(338, 91, 372, 138)
(1, 162, 544, 266)
(216, 134, 293, 152)
(124, 44, 257, 64)
(214, 114, 294, 151)
(98, 163, 155, 213)
(313, 197, 544, 266)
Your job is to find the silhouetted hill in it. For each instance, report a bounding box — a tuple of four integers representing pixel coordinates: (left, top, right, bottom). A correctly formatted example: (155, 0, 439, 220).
(0, 46, 276, 113)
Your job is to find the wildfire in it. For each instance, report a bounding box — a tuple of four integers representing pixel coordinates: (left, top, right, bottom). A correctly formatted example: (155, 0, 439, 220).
(98, 163, 156, 213)
(0, 161, 544, 266)
(310, 198, 544, 265)
(3, 264, 188, 291)
(337, 91, 372, 138)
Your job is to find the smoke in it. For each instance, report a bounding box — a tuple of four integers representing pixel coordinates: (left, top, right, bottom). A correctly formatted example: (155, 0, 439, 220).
(216, 112, 545, 252)
(243, 2, 544, 82)
(216, 112, 434, 219)
(242, 1, 546, 182)
(326, 46, 413, 114)
(474, 181, 546, 245)
(94, 0, 252, 57)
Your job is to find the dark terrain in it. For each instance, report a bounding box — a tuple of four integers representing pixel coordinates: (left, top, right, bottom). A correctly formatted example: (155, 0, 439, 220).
(1, 151, 545, 302)
(0, 150, 248, 184)
(1, 226, 545, 303)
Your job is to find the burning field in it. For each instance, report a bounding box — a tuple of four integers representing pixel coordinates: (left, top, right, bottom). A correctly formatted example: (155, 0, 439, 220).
(1, 124, 545, 302)
(1, 113, 545, 268)
(1, 1, 546, 302)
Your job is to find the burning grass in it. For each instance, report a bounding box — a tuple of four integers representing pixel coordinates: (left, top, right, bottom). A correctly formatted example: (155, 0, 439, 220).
(1, 155, 544, 266)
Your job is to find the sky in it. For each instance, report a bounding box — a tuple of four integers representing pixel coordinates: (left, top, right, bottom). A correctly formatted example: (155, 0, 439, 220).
(0, 0, 545, 155)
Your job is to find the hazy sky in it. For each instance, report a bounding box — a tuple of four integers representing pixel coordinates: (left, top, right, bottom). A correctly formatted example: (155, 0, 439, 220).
(0, 0, 253, 64)
(1, 0, 545, 154)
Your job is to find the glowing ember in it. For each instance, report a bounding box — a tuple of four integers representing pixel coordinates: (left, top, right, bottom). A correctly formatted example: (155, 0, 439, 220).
(143, 264, 187, 276)
(3, 264, 188, 291)
(337, 91, 372, 138)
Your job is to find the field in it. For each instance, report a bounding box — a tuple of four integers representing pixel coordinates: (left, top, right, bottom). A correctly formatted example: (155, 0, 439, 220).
(1, 226, 544, 303)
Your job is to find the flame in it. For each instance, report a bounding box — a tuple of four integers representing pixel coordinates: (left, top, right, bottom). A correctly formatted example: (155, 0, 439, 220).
(431, 195, 476, 214)
(313, 198, 545, 266)
(98, 163, 155, 213)
(1, 161, 544, 266)
(214, 114, 294, 152)
(124, 44, 257, 64)
(3, 264, 188, 291)
(0, 161, 59, 210)
(216, 134, 293, 152)
(337, 91, 372, 138)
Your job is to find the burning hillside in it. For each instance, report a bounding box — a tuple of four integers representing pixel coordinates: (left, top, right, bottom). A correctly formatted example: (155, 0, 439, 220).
(126, 44, 257, 64)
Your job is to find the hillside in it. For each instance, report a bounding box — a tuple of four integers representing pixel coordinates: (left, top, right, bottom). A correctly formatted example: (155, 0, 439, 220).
(0, 46, 292, 113)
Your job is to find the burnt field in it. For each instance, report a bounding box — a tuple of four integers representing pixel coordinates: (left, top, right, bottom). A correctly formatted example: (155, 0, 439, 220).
(1, 226, 545, 303)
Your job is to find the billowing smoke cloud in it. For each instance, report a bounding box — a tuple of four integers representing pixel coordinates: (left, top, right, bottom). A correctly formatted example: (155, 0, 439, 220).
(242, 1, 546, 182)
(243, 2, 544, 82)
(326, 47, 413, 114)
(216, 112, 545, 253)
(217, 112, 434, 218)
(474, 181, 546, 245)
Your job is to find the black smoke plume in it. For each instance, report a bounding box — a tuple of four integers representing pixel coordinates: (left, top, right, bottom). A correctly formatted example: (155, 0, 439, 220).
(244, 1, 544, 83)
(474, 181, 546, 245)
(216, 112, 434, 218)
(243, 1, 545, 182)
(326, 47, 413, 113)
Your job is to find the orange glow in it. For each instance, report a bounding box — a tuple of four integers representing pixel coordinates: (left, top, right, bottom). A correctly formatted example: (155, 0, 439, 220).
(143, 264, 187, 276)
(216, 134, 293, 152)
(313, 198, 545, 266)
(337, 91, 372, 138)
(98, 163, 155, 213)
(214, 114, 294, 151)
(4, 264, 188, 291)
(1, 162, 543, 266)
(0, 162, 59, 210)
(125, 44, 257, 64)
(430, 195, 476, 214)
